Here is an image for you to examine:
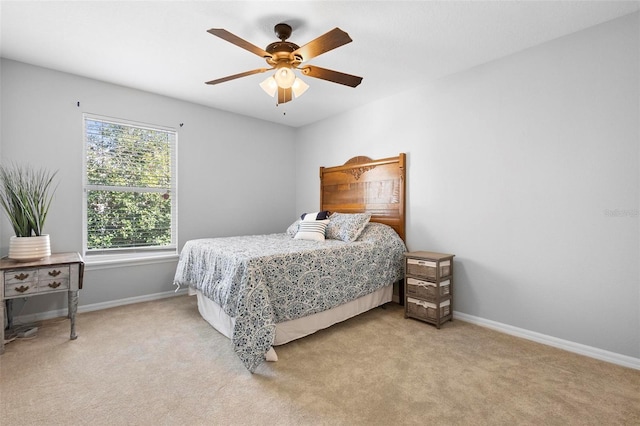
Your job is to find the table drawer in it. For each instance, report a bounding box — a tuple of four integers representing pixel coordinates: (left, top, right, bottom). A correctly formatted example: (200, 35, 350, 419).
(38, 266, 70, 280)
(38, 278, 70, 292)
(4, 269, 37, 285)
(5, 282, 37, 297)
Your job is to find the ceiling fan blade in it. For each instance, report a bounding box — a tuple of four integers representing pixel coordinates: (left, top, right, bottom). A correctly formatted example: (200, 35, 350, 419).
(292, 28, 353, 62)
(207, 28, 271, 58)
(300, 66, 363, 88)
(205, 68, 270, 85)
(278, 87, 292, 104)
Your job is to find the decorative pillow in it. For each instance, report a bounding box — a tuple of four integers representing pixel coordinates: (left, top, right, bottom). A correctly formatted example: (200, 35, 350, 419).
(294, 219, 329, 241)
(326, 212, 372, 242)
(286, 219, 301, 237)
(301, 211, 330, 221)
(287, 211, 330, 237)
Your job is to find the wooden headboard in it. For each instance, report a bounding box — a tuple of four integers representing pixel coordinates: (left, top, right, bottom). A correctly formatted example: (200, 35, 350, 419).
(320, 153, 406, 241)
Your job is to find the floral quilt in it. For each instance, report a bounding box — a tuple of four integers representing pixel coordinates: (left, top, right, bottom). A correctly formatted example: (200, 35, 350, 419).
(173, 222, 406, 372)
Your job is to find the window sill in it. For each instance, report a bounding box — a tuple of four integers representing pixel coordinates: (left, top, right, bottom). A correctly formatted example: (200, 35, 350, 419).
(84, 252, 179, 271)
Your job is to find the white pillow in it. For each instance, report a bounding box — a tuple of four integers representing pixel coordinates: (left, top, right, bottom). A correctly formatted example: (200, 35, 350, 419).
(294, 220, 329, 241)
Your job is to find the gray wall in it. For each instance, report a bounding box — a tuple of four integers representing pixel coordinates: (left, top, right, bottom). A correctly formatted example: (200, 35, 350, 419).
(295, 13, 639, 358)
(0, 59, 296, 314)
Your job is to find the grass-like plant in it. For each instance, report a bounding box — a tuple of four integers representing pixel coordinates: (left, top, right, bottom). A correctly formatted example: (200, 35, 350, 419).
(0, 164, 58, 237)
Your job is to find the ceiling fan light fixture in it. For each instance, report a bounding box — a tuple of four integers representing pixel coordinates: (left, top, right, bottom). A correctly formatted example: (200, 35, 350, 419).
(292, 77, 309, 98)
(259, 76, 278, 97)
(274, 64, 296, 89)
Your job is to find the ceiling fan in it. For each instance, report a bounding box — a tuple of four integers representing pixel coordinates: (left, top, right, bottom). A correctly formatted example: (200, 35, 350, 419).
(205, 23, 363, 104)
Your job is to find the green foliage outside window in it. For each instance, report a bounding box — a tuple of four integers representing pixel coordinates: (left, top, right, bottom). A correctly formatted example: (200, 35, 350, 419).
(85, 118, 175, 251)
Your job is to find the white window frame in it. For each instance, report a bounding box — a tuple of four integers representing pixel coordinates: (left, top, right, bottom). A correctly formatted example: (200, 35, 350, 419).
(82, 113, 178, 265)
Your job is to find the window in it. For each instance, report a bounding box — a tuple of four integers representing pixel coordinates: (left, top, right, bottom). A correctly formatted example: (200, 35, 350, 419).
(83, 114, 177, 259)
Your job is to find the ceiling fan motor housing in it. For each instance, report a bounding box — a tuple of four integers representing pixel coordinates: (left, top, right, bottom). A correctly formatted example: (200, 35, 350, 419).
(266, 24, 302, 66)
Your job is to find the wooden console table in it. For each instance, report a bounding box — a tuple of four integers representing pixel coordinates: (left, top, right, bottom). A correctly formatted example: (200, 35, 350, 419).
(0, 252, 84, 354)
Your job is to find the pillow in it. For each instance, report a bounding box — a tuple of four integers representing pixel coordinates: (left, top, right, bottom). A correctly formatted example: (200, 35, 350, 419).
(294, 220, 329, 241)
(287, 211, 330, 237)
(286, 219, 301, 237)
(301, 211, 330, 221)
(294, 219, 329, 241)
(325, 212, 372, 242)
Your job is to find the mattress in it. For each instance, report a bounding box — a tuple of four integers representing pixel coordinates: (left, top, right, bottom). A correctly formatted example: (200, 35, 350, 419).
(174, 222, 405, 371)
(195, 284, 393, 360)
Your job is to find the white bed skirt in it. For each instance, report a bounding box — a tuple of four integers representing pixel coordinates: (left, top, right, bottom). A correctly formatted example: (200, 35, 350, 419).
(194, 284, 393, 360)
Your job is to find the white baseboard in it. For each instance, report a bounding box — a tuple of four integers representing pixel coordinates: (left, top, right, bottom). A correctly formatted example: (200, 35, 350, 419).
(453, 311, 640, 371)
(12, 288, 189, 325)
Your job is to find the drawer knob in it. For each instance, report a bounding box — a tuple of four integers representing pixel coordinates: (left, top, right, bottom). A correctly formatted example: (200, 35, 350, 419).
(48, 270, 61, 277)
(14, 273, 29, 281)
(48, 282, 61, 289)
(15, 285, 30, 293)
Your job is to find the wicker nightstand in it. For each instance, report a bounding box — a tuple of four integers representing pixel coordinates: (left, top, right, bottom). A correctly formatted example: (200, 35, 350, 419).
(404, 251, 454, 328)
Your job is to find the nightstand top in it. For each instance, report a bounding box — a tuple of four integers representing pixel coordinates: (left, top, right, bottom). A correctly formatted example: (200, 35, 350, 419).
(0, 252, 83, 270)
(404, 251, 455, 261)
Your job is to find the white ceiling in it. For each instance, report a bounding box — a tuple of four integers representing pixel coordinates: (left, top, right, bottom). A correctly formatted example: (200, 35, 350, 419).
(1, 1, 638, 127)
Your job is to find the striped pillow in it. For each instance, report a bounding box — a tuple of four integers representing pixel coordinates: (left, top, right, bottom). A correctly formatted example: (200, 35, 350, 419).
(294, 219, 329, 241)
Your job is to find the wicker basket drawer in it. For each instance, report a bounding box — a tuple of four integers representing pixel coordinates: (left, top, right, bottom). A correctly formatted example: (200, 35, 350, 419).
(407, 297, 450, 321)
(406, 259, 451, 279)
(406, 278, 450, 300)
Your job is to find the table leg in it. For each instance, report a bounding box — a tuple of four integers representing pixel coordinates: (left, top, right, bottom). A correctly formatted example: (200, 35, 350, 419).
(6, 299, 13, 330)
(68, 290, 78, 340)
(1, 300, 5, 354)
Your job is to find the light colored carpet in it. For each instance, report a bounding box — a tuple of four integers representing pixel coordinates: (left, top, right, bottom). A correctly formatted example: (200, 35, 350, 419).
(1, 295, 638, 425)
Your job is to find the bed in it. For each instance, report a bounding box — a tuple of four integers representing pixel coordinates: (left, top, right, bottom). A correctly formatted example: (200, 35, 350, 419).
(173, 153, 407, 371)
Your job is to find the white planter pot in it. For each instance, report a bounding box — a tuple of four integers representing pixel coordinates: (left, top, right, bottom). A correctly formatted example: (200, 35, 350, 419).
(8, 235, 51, 262)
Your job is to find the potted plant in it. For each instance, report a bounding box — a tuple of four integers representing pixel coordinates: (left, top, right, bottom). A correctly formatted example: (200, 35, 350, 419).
(0, 163, 58, 261)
